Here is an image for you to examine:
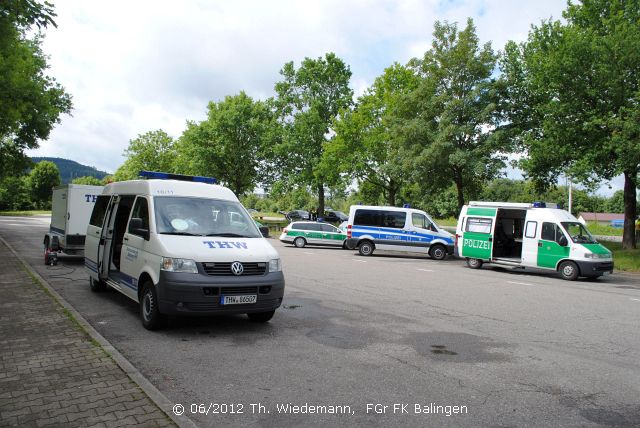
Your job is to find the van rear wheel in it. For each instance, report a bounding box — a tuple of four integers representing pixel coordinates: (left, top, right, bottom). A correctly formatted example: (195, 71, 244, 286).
(559, 261, 579, 281)
(140, 281, 167, 330)
(429, 244, 447, 260)
(358, 241, 374, 256)
(466, 258, 483, 269)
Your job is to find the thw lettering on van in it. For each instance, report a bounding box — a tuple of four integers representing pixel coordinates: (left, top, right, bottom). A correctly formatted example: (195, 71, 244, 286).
(84, 194, 98, 202)
(203, 241, 248, 249)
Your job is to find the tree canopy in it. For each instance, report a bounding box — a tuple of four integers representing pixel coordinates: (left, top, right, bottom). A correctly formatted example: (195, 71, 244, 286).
(113, 130, 177, 181)
(501, 0, 640, 248)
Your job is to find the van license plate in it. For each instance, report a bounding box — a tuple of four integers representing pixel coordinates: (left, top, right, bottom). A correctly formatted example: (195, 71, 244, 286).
(221, 295, 257, 305)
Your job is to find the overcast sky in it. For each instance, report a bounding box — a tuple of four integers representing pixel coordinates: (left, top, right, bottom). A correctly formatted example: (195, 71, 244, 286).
(27, 0, 622, 195)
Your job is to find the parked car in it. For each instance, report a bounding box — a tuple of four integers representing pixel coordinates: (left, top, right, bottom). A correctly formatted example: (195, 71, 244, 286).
(279, 221, 347, 248)
(286, 210, 310, 221)
(325, 209, 348, 222)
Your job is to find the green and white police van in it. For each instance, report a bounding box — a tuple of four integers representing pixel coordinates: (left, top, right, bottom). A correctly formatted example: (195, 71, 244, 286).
(455, 201, 613, 280)
(84, 171, 285, 330)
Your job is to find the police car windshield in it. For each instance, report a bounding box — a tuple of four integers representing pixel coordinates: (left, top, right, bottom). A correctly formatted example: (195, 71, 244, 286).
(154, 197, 261, 238)
(561, 222, 597, 244)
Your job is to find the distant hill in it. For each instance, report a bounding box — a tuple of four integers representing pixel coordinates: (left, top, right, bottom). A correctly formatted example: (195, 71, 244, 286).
(30, 157, 109, 184)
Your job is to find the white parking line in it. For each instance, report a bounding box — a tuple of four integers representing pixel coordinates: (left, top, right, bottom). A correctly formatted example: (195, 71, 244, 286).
(417, 269, 434, 272)
(352, 259, 367, 263)
(507, 281, 535, 286)
(631, 298, 640, 302)
(303, 252, 316, 255)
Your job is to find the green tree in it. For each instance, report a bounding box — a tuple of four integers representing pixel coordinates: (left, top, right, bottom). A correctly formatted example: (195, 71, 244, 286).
(395, 19, 505, 211)
(114, 130, 177, 181)
(0, 1, 72, 177)
(28, 160, 59, 208)
(274, 53, 353, 214)
(501, 0, 640, 248)
(0, 175, 31, 210)
(71, 176, 103, 186)
(175, 92, 276, 196)
(326, 63, 418, 206)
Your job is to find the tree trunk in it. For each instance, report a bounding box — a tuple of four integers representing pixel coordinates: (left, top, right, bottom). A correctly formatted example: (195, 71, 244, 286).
(317, 184, 325, 219)
(621, 170, 637, 250)
(454, 175, 465, 212)
(386, 179, 396, 206)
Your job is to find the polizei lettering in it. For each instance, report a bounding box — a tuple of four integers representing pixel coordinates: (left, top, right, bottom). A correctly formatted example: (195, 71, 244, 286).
(463, 238, 490, 250)
(203, 241, 248, 249)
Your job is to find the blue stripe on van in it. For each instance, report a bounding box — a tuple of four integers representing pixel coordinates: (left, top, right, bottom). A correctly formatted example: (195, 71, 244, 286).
(110, 271, 138, 291)
(351, 225, 453, 244)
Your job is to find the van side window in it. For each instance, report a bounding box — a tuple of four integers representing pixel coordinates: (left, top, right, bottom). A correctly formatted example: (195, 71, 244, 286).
(89, 195, 110, 227)
(466, 217, 492, 233)
(354, 209, 381, 227)
(129, 197, 149, 234)
(525, 221, 537, 238)
(383, 211, 406, 229)
(541, 222, 562, 242)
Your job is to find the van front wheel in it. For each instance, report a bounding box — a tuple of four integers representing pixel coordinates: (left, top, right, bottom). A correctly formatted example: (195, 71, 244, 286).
(140, 282, 166, 330)
(466, 258, 483, 269)
(89, 277, 106, 292)
(559, 261, 579, 281)
(429, 244, 447, 260)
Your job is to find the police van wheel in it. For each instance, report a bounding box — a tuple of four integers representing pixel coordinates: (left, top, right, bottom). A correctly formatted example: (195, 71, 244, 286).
(466, 258, 483, 269)
(358, 241, 374, 256)
(89, 277, 106, 292)
(247, 310, 275, 323)
(429, 244, 447, 260)
(294, 237, 306, 248)
(140, 282, 166, 330)
(559, 261, 579, 281)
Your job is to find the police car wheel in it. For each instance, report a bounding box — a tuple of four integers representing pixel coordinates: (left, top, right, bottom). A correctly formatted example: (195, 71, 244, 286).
(559, 261, 579, 281)
(247, 310, 275, 323)
(358, 241, 374, 256)
(466, 258, 483, 269)
(89, 277, 106, 292)
(294, 237, 306, 248)
(140, 282, 166, 330)
(429, 244, 447, 260)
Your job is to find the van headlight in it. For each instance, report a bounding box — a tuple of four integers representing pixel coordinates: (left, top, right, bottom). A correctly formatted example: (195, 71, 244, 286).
(162, 257, 198, 273)
(584, 253, 610, 259)
(268, 258, 281, 272)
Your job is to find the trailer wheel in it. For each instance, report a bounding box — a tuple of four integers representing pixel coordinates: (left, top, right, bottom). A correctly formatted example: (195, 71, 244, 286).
(466, 258, 483, 269)
(43, 238, 57, 266)
(559, 261, 579, 281)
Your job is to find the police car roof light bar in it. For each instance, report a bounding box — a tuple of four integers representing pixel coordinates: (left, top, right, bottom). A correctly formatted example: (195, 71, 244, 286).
(139, 170, 217, 184)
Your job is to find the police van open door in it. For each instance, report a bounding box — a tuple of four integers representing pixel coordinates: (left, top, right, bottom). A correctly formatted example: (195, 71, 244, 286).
(459, 206, 497, 268)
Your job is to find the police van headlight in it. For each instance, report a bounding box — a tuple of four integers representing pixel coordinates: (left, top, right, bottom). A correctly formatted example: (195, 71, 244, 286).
(162, 257, 198, 273)
(584, 252, 610, 259)
(268, 258, 282, 273)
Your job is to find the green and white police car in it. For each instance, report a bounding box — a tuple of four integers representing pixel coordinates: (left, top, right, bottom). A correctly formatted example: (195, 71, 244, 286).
(455, 201, 614, 280)
(279, 221, 347, 248)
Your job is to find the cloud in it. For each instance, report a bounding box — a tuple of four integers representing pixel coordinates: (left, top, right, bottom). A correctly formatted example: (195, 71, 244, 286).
(29, 0, 568, 175)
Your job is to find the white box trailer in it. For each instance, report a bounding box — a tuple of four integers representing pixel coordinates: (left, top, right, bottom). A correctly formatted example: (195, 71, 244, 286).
(44, 184, 104, 264)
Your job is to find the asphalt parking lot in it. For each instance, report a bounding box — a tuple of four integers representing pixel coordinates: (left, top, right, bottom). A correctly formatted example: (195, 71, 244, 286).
(1, 215, 640, 427)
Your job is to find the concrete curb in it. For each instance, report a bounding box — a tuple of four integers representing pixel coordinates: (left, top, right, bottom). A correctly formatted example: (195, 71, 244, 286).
(0, 235, 198, 428)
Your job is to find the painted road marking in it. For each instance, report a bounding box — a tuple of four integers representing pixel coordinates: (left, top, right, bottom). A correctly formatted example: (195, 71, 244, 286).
(631, 298, 640, 302)
(417, 269, 434, 272)
(303, 252, 316, 255)
(507, 281, 535, 286)
(352, 259, 367, 263)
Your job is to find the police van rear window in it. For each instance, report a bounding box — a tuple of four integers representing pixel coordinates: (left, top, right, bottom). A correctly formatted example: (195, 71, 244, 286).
(466, 217, 492, 233)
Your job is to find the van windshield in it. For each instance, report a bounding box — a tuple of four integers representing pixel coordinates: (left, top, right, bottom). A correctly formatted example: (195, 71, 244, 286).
(561, 222, 597, 244)
(154, 197, 262, 238)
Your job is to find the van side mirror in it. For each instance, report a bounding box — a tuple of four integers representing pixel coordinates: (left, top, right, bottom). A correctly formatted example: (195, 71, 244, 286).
(129, 218, 149, 240)
(558, 235, 568, 247)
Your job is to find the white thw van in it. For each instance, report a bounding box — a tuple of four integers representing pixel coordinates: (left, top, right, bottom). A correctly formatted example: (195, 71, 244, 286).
(345, 205, 454, 260)
(84, 171, 284, 330)
(455, 201, 613, 280)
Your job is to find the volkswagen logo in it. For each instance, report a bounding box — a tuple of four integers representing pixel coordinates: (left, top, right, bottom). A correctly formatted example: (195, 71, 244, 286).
(231, 261, 244, 276)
